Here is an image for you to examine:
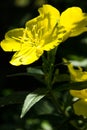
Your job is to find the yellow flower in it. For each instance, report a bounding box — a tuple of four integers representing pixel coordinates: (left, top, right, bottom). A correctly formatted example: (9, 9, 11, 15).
(70, 89, 87, 99)
(63, 58, 87, 82)
(72, 98, 87, 117)
(1, 5, 87, 66)
(70, 89, 87, 117)
(1, 4, 61, 66)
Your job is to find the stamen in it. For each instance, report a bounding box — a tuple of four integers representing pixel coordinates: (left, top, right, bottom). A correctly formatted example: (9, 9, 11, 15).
(12, 24, 44, 47)
(51, 22, 58, 34)
(12, 36, 22, 42)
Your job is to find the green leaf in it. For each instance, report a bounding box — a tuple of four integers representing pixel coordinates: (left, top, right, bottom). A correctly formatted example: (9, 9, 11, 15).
(27, 67, 44, 75)
(26, 67, 45, 83)
(53, 81, 87, 91)
(20, 88, 47, 118)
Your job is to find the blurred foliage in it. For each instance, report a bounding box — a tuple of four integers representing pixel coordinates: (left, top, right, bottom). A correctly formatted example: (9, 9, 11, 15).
(1, 0, 87, 130)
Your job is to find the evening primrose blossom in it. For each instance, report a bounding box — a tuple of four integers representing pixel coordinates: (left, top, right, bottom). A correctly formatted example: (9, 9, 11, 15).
(63, 58, 87, 82)
(70, 89, 87, 117)
(1, 5, 87, 66)
(1, 4, 61, 66)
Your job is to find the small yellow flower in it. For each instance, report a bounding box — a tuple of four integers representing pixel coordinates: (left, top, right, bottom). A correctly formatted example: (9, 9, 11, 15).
(63, 58, 87, 82)
(72, 98, 87, 117)
(70, 89, 87, 99)
(70, 89, 87, 117)
(1, 5, 87, 66)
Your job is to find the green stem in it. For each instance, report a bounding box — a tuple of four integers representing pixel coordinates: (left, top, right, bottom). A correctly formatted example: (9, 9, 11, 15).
(49, 90, 63, 114)
(42, 47, 64, 114)
(42, 47, 57, 89)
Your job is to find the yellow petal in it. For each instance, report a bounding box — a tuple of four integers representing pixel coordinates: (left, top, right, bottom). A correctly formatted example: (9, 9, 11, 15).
(63, 58, 87, 82)
(1, 39, 21, 52)
(63, 58, 78, 81)
(69, 67, 87, 82)
(73, 99, 87, 117)
(1, 28, 24, 51)
(38, 4, 60, 28)
(60, 7, 85, 31)
(43, 39, 59, 51)
(70, 27, 87, 37)
(43, 26, 69, 51)
(26, 4, 60, 33)
(10, 43, 43, 66)
(70, 18, 87, 37)
(70, 89, 87, 99)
